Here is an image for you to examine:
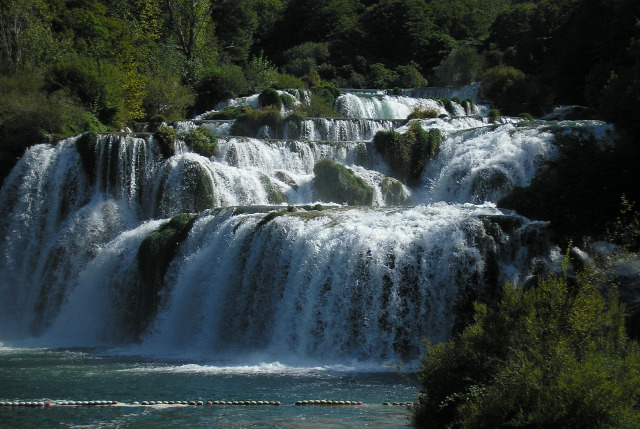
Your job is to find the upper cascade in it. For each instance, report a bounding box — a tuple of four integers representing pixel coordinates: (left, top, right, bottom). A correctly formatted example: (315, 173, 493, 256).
(0, 86, 614, 364)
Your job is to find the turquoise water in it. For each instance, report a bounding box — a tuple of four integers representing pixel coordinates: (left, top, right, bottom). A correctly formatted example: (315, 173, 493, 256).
(0, 346, 416, 428)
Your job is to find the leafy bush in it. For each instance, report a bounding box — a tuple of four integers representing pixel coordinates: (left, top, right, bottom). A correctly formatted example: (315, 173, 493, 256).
(244, 51, 278, 93)
(481, 66, 548, 115)
(368, 63, 398, 88)
(498, 131, 637, 246)
(184, 127, 218, 157)
(230, 106, 282, 137)
(488, 108, 501, 123)
(154, 125, 177, 157)
(518, 112, 534, 120)
(373, 123, 441, 184)
(313, 159, 373, 206)
(407, 107, 440, 120)
(147, 115, 166, 132)
(413, 271, 640, 429)
(274, 73, 305, 90)
(194, 64, 249, 112)
(433, 46, 485, 86)
(394, 63, 428, 87)
(259, 88, 282, 109)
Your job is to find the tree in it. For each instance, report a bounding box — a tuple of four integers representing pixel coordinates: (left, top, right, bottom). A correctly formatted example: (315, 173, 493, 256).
(166, 0, 217, 85)
(0, 0, 56, 73)
(413, 269, 640, 428)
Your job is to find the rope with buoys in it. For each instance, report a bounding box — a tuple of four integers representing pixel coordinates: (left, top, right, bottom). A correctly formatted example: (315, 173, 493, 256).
(295, 400, 363, 406)
(2, 399, 415, 407)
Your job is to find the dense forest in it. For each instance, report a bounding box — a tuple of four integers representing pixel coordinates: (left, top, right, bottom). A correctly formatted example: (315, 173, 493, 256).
(1, 0, 640, 183)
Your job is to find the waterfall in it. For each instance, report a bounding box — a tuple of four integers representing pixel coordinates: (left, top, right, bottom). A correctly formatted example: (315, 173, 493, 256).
(0, 88, 612, 363)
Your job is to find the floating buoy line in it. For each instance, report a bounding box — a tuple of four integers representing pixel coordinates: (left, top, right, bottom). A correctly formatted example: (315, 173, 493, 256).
(0, 400, 414, 407)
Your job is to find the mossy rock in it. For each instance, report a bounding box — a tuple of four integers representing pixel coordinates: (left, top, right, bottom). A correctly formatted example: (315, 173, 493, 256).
(185, 126, 218, 157)
(75, 131, 99, 184)
(274, 170, 299, 190)
(313, 159, 373, 206)
(259, 173, 288, 204)
(136, 213, 197, 332)
(373, 123, 441, 185)
(380, 177, 408, 205)
(156, 159, 215, 215)
(154, 125, 177, 158)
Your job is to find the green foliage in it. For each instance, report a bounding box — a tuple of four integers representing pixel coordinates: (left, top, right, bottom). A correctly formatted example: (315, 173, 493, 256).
(413, 273, 640, 429)
(282, 42, 330, 76)
(137, 213, 198, 331)
(407, 107, 440, 120)
(259, 88, 282, 109)
(373, 123, 441, 184)
(184, 127, 218, 158)
(368, 63, 398, 88)
(488, 108, 501, 123)
(438, 98, 456, 115)
(154, 125, 177, 158)
(244, 51, 279, 93)
(518, 112, 534, 120)
(608, 195, 640, 252)
(230, 106, 282, 137)
(44, 55, 130, 127)
(313, 159, 373, 206)
(498, 131, 639, 246)
(394, 63, 428, 88)
(481, 66, 547, 115)
(433, 46, 486, 87)
(147, 115, 166, 132)
(194, 64, 249, 111)
(143, 70, 195, 120)
(274, 73, 305, 90)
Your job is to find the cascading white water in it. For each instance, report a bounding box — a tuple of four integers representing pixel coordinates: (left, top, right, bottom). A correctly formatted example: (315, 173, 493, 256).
(0, 88, 612, 363)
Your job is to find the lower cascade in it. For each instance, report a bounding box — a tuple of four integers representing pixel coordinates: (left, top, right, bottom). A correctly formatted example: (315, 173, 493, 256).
(0, 89, 611, 365)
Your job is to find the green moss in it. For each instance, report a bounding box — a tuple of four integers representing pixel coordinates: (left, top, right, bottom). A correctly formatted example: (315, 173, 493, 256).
(373, 123, 441, 185)
(439, 97, 455, 114)
(185, 126, 218, 157)
(518, 112, 534, 120)
(75, 131, 99, 184)
(136, 213, 197, 332)
(313, 159, 373, 206)
(257, 209, 287, 227)
(462, 98, 476, 111)
(154, 125, 176, 157)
